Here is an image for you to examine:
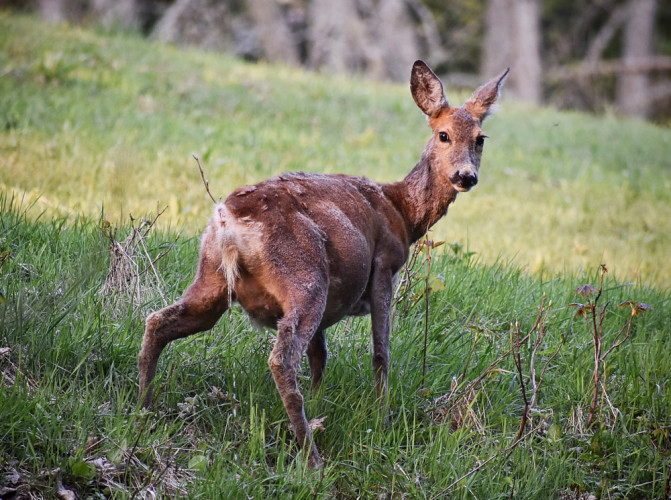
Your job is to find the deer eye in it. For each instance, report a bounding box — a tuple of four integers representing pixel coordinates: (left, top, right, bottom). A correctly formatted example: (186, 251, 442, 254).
(439, 132, 449, 143)
(475, 135, 486, 147)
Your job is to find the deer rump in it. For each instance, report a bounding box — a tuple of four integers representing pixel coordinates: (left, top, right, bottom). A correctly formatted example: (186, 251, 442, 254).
(211, 171, 409, 331)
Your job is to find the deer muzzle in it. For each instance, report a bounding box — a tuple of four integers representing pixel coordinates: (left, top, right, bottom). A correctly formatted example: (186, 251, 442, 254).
(450, 169, 478, 192)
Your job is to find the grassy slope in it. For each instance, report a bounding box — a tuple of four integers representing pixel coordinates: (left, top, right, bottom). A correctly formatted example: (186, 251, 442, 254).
(0, 13, 670, 499)
(1, 13, 670, 288)
(1, 196, 669, 498)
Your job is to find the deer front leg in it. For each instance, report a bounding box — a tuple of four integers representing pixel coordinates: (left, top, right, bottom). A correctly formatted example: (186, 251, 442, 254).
(370, 264, 393, 399)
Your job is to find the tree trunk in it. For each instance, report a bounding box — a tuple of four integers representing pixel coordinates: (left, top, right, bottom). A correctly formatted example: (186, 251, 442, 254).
(616, 0, 658, 118)
(482, 0, 541, 104)
(511, 0, 542, 104)
(150, 0, 233, 52)
(375, 0, 419, 81)
(38, 0, 67, 23)
(246, 0, 299, 66)
(481, 0, 512, 81)
(91, 0, 138, 30)
(307, 0, 372, 74)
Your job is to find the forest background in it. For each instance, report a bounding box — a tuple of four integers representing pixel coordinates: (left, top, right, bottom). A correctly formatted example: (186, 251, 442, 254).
(1, 3, 671, 498)
(7, 0, 671, 123)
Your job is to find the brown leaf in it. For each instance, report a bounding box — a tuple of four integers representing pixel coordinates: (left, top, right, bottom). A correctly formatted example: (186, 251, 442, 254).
(569, 302, 594, 319)
(633, 302, 654, 316)
(618, 301, 654, 316)
(575, 284, 597, 298)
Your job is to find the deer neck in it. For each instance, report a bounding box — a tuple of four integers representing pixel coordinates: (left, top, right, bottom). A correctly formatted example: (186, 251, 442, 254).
(382, 147, 459, 244)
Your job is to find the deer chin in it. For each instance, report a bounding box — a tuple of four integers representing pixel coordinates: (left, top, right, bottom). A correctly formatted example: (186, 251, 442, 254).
(449, 171, 478, 192)
(453, 183, 474, 193)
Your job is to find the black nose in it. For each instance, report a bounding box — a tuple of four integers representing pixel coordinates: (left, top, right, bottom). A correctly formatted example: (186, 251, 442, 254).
(459, 173, 478, 189)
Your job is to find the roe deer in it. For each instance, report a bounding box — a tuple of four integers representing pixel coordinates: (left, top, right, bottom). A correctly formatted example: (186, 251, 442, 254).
(138, 60, 508, 468)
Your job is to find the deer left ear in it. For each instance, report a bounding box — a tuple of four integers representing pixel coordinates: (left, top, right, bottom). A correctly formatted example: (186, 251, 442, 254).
(410, 60, 449, 117)
(464, 67, 509, 123)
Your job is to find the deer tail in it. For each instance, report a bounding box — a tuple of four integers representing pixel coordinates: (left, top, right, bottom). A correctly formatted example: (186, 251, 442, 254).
(214, 203, 240, 306)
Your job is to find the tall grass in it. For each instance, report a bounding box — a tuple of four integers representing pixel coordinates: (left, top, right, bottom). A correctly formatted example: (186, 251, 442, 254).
(1, 194, 669, 498)
(1, 13, 670, 287)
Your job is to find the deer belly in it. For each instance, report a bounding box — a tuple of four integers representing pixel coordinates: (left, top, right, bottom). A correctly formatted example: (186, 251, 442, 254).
(234, 273, 283, 329)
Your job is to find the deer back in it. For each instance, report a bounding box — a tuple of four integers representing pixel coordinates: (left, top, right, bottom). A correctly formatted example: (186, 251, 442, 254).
(208, 172, 410, 330)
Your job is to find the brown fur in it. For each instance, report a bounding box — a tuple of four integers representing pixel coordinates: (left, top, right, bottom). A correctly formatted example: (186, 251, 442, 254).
(138, 60, 508, 468)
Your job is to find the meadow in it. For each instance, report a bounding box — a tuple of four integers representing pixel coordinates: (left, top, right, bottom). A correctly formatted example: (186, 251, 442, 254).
(1, 12, 670, 499)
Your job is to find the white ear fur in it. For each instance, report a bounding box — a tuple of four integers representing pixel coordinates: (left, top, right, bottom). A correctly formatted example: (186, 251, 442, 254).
(464, 67, 509, 123)
(410, 60, 449, 117)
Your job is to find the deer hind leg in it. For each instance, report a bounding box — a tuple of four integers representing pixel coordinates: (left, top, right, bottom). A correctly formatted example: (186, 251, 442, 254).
(138, 253, 229, 408)
(307, 330, 327, 393)
(268, 292, 327, 469)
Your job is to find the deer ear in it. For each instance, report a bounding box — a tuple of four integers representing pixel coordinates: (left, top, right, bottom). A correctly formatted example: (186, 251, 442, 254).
(410, 60, 448, 117)
(464, 67, 509, 123)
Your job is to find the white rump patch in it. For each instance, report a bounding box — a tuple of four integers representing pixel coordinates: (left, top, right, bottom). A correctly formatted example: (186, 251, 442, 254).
(213, 204, 240, 306)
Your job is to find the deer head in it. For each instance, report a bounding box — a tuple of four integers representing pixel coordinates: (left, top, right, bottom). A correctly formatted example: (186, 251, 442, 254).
(410, 60, 509, 193)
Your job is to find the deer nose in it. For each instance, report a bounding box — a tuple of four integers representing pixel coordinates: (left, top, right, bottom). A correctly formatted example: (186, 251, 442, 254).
(458, 171, 478, 189)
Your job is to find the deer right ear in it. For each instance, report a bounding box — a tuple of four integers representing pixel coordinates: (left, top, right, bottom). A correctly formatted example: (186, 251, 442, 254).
(463, 67, 509, 123)
(410, 60, 448, 117)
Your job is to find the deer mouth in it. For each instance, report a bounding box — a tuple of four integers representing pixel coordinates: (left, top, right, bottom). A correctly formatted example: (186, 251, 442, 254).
(450, 172, 478, 192)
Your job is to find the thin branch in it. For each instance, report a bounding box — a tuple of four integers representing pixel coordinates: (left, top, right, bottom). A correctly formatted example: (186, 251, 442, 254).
(664, 457, 671, 500)
(528, 327, 542, 411)
(140, 204, 167, 239)
(422, 235, 432, 387)
(532, 334, 564, 411)
(139, 233, 179, 275)
(193, 155, 217, 204)
(138, 234, 167, 305)
(460, 331, 480, 383)
(585, 3, 628, 63)
(433, 420, 547, 499)
(547, 56, 671, 82)
(439, 329, 531, 417)
(393, 239, 424, 313)
(512, 323, 529, 442)
(601, 315, 634, 360)
(436, 296, 545, 417)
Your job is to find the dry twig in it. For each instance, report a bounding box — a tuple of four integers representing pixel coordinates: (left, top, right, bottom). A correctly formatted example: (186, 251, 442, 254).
(101, 207, 171, 314)
(193, 155, 217, 204)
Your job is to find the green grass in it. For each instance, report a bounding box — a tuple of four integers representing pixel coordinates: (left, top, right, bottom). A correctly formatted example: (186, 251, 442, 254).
(1, 195, 669, 498)
(1, 12, 670, 499)
(1, 13, 670, 288)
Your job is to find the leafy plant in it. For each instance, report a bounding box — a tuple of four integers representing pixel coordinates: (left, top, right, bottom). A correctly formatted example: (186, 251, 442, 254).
(570, 264, 653, 429)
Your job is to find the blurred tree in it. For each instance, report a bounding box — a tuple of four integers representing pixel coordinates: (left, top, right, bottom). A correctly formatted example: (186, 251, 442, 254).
(150, 0, 234, 53)
(616, 0, 658, 118)
(27, 0, 671, 120)
(482, 0, 541, 103)
(91, 0, 138, 30)
(37, 0, 74, 22)
(375, 0, 421, 81)
(247, 0, 300, 66)
(481, 0, 511, 82)
(306, 0, 428, 81)
(512, 0, 541, 104)
(307, 0, 373, 74)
